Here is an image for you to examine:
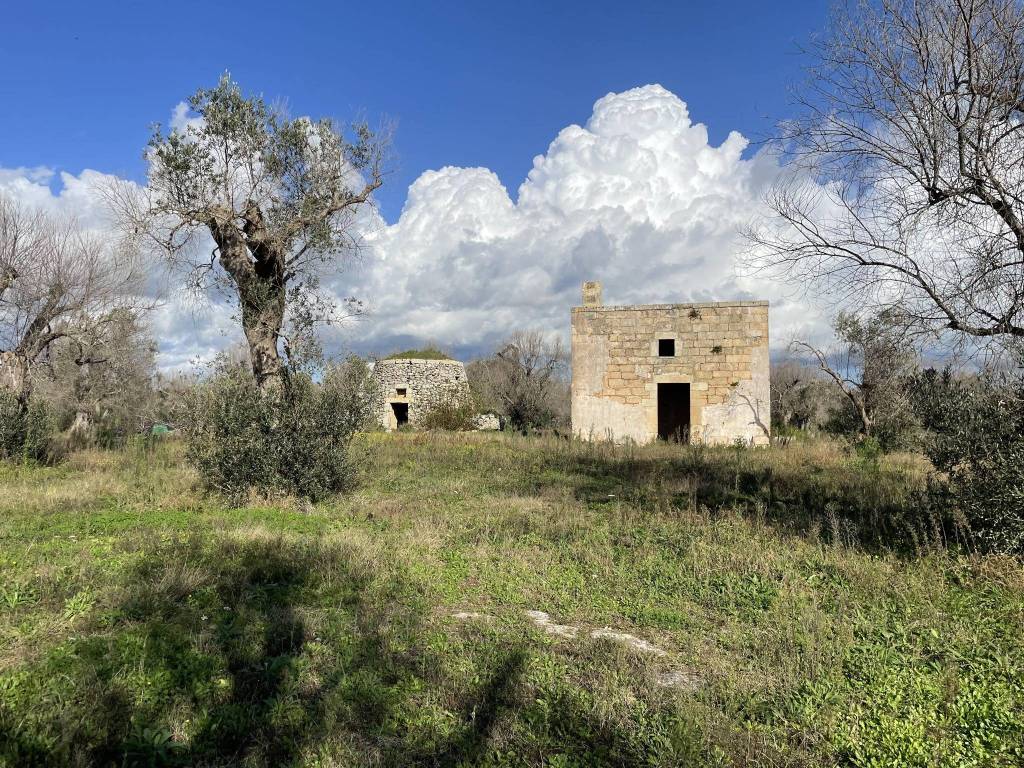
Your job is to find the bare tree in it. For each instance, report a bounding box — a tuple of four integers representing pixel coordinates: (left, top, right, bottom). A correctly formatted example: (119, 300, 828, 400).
(108, 74, 387, 392)
(35, 310, 157, 444)
(0, 196, 146, 405)
(792, 312, 918, 442)
(468, 330, 569, 431)
(770, 358, 834, 432)
(747, 0, 1024, 343)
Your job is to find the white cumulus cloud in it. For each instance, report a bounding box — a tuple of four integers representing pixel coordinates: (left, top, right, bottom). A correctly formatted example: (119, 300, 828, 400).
(340, 84, 822, 358)
(2, 84, 828, 369)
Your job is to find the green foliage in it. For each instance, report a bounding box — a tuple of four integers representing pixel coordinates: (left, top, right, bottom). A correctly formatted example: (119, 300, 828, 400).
(911, 367, 1024, 554)
(418, 389, 479, 431)
(468, 331, 569, 432)
(853, 435, 884, 469)
(0, 392, 52, 462)
(322, 355, 381, 434)
(382, 347, 452, 360)
(0, 434, 1021, 766)
(183, 368, 366, 503)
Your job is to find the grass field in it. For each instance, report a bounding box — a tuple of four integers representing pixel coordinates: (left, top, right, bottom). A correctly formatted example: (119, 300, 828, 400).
(1, 432, 1022, 767)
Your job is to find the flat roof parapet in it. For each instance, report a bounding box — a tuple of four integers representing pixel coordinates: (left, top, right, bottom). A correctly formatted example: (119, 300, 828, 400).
(572, 300, 769, 313)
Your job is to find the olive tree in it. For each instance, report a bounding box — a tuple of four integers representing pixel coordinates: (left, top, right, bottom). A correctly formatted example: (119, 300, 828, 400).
(770, 358, 841, 433)
(111, 75, 386, 392)
(792, 312, 918, 444)
(468, 330, 569, 431)
(0, 196, 145, 405)
(35, 310, 157, 445)
(747, 0, 1024, 344)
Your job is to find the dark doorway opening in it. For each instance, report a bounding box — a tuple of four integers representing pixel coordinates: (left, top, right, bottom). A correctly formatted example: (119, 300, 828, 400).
(657, 383, 690, 442)
(391, 401, 409, 427)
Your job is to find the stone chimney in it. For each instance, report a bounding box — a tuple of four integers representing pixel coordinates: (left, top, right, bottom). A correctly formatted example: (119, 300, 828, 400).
(582, 281, 603, 307)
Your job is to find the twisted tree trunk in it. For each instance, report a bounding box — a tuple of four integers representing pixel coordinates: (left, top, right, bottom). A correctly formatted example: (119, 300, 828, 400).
(209, 206, 287, 394)
(0, 351, 29, 405)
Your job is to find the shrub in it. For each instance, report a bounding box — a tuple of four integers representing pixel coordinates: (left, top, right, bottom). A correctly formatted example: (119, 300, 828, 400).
(418, 388, 478, 431)
(183, 367, 366, 503)
(0, 392, 52, 462)
(323, 355, 381, 434)
(911, 367, 1024, 554)
(467, 330, 569, 432)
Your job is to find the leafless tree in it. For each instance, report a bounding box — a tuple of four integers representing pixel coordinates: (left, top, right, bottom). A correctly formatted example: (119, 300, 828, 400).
(770, 358, 831, 431)
(34, 310, 157, 443)
(792, 312, 918, 441)
(468, 330, 569, 430)
(0, 196, 146, 406)
(107, 74, 387, 393)
(746, 0, 1024, 344)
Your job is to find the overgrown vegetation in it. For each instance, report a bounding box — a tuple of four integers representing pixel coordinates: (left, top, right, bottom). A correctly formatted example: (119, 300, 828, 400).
(0, 392, 51, 462)
(417, 387, 480, 431)
(382, 347, 453, 360)
(912, 367, 1024, 555)
(1, 433, 1021, 767)
(182, 362, 374, 504)
(468, 330, 569, 432)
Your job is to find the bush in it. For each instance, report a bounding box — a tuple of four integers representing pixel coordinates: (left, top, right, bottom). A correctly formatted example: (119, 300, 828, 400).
(467, 330, 569, 432)
(418, 388, 479, 431)
(323, 355, 381, 434)
(183, 367, 369, 503)
(911, 367, 1024, 554)
(0, 392, 52, 462)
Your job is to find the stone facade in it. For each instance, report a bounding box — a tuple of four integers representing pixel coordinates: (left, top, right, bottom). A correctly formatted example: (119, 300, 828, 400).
(372, 358, 471, 430)
(571, 282, 770, 445)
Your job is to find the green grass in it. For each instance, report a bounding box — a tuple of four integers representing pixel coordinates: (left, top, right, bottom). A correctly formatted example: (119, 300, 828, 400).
(0, 433, 1022, 766)
(381, 347, 453, 360)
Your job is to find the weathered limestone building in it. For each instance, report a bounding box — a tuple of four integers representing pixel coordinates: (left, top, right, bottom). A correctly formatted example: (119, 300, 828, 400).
(372, 356, 471, 430)
(571, 282, 770, 445)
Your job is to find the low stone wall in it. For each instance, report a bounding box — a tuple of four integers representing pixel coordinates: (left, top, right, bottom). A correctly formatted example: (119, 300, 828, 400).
(372, 358, 471, 430)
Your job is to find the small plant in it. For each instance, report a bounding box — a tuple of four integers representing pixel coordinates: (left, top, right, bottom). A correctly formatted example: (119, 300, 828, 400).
(688, 307, 701, 319)
(854, 436, 883, 470)
(711, 345, 723, 354)
(123, 725, 186, 767)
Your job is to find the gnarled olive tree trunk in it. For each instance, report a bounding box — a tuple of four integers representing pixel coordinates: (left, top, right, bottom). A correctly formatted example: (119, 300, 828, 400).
(0, 351, 29, 405)
(209, 207, 287, 393)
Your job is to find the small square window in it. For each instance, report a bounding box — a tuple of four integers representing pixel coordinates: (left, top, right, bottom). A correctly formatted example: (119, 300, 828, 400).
(658, 338, 675, 357)
(396, 387, 407, 396)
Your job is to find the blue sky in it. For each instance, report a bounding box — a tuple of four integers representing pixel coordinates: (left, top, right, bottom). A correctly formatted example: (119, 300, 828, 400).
(2, 0, 828, 223)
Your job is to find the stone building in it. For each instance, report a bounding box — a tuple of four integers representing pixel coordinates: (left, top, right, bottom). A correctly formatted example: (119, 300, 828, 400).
(372, 356, 471, 430)
(571, 282, 770, 445)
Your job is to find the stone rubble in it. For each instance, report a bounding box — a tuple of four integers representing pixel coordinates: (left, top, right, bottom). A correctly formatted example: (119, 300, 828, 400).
(654, 669, 704, 691)
(449, 607, 703, 692)
(589, 627, 667, 656)
(525, 610, 580, 638)
(451, 611, 491, 621)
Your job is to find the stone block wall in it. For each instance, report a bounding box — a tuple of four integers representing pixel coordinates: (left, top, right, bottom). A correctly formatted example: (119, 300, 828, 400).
(372, 358, 471, 430)
(571, 291, 770, 445)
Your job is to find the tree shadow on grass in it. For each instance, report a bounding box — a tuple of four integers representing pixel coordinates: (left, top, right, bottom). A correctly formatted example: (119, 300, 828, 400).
(0, 532, 532, 768)
(529, 442, 947, 554)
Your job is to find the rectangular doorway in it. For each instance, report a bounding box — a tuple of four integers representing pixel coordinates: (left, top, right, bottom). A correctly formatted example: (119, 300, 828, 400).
(391, 401, 409, 428)
(657, 383, 690, 442)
